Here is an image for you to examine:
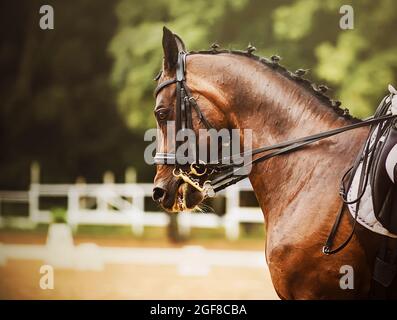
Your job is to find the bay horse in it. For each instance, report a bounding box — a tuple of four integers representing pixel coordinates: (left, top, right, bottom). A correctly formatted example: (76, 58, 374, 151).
(152, 27, 397, 299)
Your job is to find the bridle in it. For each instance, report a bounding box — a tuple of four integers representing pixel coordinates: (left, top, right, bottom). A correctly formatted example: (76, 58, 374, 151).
(154, 51, 219, 196)
(154, 50, 397, 199)
(154, 49, 397, 255)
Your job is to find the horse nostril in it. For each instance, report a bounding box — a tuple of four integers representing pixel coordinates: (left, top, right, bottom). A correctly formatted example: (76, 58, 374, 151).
(152, 187, 167, 203)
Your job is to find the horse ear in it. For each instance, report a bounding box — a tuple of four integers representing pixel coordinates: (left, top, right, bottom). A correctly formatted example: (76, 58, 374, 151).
(174, 33, 186, 52)
(162, 26, 179, 72)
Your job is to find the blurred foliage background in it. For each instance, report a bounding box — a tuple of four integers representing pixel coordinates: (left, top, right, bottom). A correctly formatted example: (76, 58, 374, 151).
(1, 0, 396, 189)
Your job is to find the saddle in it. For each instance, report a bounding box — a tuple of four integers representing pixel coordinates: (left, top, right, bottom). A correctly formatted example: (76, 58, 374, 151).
(324, 86, 397, 296)
(346, 85, 397, 235)
(346, 86, 397, 296)
(371, 114, 397, 233)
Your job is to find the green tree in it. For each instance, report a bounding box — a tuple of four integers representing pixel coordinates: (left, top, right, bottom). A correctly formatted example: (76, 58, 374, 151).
(109, 0, 248, 129)
(273, 0, 397, 117)
(0, 0, 150, 188)
(109, 0, 397, 128)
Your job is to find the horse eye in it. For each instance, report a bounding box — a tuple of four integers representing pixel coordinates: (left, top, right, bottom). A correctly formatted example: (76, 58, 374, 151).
(155, 108, 169, 122)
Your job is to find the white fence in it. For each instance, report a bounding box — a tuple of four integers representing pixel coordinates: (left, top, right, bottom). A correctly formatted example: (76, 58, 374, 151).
(0, 181, 263, 240)
(0, 243, 266, 274)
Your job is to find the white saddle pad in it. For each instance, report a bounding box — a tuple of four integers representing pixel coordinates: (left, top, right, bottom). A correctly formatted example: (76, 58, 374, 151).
(346, 86, 397, 238)
(347, 162, 397, 238)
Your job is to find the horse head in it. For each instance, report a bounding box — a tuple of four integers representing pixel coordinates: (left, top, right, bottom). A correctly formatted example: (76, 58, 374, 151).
(152, 27, 229, 212)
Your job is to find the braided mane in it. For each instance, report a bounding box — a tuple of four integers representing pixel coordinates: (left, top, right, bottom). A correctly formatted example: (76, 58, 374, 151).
(187, 46, 361, 123)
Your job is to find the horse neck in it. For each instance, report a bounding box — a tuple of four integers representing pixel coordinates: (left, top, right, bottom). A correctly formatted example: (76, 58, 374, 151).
(219, 56, 368, 224)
